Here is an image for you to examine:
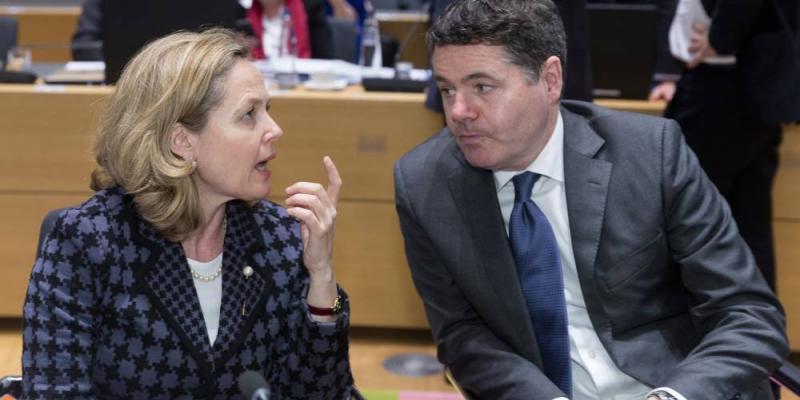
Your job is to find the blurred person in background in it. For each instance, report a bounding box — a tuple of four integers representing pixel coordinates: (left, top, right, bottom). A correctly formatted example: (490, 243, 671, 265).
(244, 0, 337, 59)
(650, 0, 800, 290)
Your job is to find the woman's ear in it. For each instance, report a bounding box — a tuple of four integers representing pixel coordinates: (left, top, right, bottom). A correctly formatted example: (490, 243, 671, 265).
(169, 124, 193, 160)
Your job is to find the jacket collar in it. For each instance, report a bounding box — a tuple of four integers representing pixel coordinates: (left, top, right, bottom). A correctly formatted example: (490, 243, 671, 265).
(124, 194, 271, 377)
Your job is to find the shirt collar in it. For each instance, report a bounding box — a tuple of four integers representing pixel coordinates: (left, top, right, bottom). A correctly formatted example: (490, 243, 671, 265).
(494, 111, 565, 192)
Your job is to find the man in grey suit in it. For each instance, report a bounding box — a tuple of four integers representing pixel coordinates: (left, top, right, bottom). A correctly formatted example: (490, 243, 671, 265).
(394, 1, 788, 399)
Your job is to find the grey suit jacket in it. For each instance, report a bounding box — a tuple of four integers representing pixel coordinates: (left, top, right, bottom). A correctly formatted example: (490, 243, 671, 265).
(394, 101, 788, 400)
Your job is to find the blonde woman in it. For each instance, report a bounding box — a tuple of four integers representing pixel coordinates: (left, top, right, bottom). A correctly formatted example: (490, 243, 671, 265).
(22, 28, 354, 399)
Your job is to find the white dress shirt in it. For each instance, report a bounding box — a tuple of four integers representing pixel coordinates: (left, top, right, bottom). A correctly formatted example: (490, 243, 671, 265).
(261, 7, 285, 59)
(493, 113, 685, 400)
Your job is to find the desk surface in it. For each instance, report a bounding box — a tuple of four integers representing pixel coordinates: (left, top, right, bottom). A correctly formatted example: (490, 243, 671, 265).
(0, 82, 667, 109)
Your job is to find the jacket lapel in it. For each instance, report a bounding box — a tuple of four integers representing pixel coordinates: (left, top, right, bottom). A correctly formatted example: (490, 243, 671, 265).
(128, 199, 270, 377)
(561, 107, 613, 335)
(445, 145, 541, 364)
(212, 201, 269, 367)
(127, 202, 216, 377)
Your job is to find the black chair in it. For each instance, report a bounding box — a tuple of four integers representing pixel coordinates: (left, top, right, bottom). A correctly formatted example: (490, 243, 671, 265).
(773, 359, 800, 395)
(35, 208, 67, 257)
(328, 16, 357, 63)
(0, 16, 17, 64)
(0, 16, 37, 83)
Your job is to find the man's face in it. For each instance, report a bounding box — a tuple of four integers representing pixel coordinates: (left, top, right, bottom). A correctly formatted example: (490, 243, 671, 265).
(432, 44, 562, 171)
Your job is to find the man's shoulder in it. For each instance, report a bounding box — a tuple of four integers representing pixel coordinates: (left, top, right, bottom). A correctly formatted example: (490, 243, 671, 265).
(396, 128, 457, 176)
(562, 100, 680, 148)
(562, 100, 671, 133)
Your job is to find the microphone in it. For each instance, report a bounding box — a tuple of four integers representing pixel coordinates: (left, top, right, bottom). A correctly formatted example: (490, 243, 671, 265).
(238, 370, 271, 400)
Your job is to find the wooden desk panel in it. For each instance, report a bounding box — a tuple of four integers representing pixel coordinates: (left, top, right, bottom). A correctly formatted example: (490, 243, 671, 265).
(0, 85, 797, 343)
(0, 85, 102, 192)
(777, 221, 800, 349)
(0, 84, 443, 328)
(0, 6, 80, 62)
(267, 89, 443, 201)
(775, 125, 800, 220)
(332, 201, 428, 328)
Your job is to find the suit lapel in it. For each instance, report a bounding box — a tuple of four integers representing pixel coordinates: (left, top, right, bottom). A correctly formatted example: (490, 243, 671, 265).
(446, 146, 540, 361)
(128, 200, 269, 377)
(561, 107, 613, 328)
(212, 201, 269, 367)
(127, 204, 216, 377)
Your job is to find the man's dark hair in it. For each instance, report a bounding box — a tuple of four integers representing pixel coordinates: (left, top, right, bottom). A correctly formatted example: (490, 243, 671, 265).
(426, 0, 567, 81)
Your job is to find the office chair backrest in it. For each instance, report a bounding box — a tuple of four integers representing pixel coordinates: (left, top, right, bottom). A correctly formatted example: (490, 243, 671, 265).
(773, 359, 800, 395)
(36, 208, 68, 257)
(0, 16, 18, 66)
(328, 17, 357, 63)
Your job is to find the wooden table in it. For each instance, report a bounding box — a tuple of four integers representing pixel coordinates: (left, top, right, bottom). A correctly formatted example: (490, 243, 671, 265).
(1, 84, 798, 350)
(0, 6, 80, 62)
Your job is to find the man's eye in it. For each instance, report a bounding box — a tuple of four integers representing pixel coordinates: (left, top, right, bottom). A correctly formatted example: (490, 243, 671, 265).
(244, 107, 255, 120)
(476, 84, 492, 93)
(440, 87, 455, 97)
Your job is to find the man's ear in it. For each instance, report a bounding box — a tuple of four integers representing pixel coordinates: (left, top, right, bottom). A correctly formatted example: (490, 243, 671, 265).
(541, 56, 564, 102)
(169, 124, 193, 160)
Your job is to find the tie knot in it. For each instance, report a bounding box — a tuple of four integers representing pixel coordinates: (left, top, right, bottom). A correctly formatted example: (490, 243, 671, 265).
(512, 172, 539, 204)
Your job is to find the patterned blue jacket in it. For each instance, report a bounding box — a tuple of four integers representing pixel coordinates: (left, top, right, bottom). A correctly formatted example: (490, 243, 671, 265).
(22, 187, 354, 399)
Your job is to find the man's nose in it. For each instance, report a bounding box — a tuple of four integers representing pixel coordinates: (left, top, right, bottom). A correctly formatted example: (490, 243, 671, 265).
(449, 94, 477, 122)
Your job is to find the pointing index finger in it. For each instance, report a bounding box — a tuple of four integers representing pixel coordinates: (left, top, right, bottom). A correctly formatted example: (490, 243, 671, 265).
(323, 156, 342, 207)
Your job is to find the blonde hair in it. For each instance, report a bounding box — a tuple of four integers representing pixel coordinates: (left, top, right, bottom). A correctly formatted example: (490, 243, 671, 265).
(91, 28, 249, 241)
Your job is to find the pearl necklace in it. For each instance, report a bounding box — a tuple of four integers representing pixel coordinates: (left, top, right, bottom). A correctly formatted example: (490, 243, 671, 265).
(192, 265, 222, 282)
(189, 215, 226, 282)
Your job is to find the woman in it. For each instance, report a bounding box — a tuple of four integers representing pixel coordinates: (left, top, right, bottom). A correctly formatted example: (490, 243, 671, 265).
(245, 0, 355, 60)
(247, 0, 312, 59)
(22, 28, 354, 399)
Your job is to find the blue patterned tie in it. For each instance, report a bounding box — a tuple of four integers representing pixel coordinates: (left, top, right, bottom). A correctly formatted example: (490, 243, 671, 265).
(509, 172, 571, 397)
